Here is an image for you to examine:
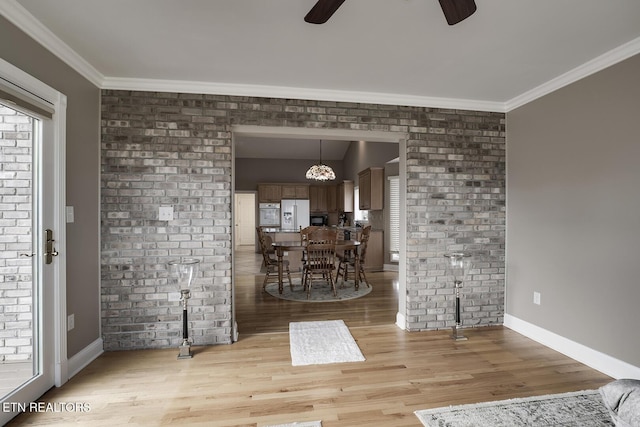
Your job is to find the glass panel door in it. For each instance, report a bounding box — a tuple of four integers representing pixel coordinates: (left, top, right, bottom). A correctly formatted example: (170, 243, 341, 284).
(0, 99, 55, 424)
(0, 104, 39, 398)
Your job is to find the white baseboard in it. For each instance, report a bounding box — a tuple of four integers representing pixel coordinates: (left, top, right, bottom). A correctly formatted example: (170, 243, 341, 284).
(504, 314, 640, 380)
(233, 322, 239, 342)
(384, 264, 399, 272)
(67, 338, 104, 379)
(395, 312, 406, 330)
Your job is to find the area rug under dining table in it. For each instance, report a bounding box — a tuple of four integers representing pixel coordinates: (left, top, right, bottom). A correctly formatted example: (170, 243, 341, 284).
(265, 280, 372, 302)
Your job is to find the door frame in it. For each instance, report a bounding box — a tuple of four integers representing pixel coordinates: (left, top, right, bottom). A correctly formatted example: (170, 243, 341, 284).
(0, 58, 67, 410)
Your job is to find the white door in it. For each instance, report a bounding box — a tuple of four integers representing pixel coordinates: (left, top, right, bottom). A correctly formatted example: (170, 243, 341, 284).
(0, 60, 66, 425)
(234, 193, 255, 246)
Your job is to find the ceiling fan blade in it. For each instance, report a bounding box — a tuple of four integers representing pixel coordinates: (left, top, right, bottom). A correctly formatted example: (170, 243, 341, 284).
(438, 0, 477, 25)
(304, 0, 346, 24)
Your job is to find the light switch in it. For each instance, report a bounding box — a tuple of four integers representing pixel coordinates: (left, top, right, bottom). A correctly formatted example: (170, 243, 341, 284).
(66, 206, 75, 223)
(159, 206, 174, 221)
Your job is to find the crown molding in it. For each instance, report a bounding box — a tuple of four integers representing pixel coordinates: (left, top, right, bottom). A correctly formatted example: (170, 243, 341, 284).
(505, 36, 640, 112)
(0, 0, 104, 87)
(102, 76, 506, 112)
(3, 0, 639, 114)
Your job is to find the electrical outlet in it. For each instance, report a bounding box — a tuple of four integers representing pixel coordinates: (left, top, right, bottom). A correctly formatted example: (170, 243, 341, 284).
(159, 206, 174, 221)
(67, 314, 75, 331)
(533, 291, 541, 305)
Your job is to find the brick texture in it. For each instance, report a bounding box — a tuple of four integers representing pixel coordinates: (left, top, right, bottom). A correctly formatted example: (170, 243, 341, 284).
(0, 105, 34, 362)
(101, 91, 505, 350)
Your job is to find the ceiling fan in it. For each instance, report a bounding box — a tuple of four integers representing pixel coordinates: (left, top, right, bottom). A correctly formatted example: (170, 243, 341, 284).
(304, 0, 477, 25)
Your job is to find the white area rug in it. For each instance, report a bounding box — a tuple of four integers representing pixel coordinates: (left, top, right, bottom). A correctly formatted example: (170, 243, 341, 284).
(289, 320, 365, 366)
(265, 422, 322, 427)
(415, 390, 613, 426)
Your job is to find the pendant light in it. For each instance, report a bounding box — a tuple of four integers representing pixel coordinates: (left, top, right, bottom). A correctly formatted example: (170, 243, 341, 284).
(305, 140, 336, 181)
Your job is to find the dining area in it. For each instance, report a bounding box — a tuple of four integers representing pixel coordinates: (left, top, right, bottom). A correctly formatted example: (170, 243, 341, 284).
(256, 225, 372, 301)
(234, 228, 398, 335)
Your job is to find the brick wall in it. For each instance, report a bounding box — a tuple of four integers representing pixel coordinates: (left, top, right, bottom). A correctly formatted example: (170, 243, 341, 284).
(101, 91, 505, 349)
(0, 105, 33, 362)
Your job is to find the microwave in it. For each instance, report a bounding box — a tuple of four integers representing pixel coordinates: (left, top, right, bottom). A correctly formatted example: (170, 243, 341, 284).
(310, 214, 328, 226)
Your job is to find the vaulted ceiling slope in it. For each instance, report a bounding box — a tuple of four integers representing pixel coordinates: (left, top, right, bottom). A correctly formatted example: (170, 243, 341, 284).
(3, 0, 640, 112)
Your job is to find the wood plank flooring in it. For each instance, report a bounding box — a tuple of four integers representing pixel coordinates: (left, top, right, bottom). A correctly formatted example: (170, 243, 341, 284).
(7, 246, 612, 426)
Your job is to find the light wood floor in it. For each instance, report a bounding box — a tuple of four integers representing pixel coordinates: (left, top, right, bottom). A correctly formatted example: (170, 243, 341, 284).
(7, 246, 612, 426)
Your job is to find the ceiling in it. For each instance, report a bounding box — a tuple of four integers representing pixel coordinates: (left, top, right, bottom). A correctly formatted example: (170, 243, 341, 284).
(3, 0, 640, 158)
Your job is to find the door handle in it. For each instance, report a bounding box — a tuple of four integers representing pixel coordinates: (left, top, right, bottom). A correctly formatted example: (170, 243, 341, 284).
(45, 229, 59, 264)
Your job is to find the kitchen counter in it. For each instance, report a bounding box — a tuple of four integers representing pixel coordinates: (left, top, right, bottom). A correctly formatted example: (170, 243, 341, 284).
(260, 227, 301, 233)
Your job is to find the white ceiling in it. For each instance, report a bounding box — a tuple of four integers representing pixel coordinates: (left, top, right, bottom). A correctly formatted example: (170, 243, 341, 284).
(3, 0, 640, 158)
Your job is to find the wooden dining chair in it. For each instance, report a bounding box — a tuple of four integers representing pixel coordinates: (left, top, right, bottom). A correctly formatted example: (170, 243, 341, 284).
(300, 225, 322, 244)
(256, 226, 274, 257)
(303, 236, 338, 299)
(299, 225, 322, 266)
(336, 225, 371, 288)
(308, 227, 337, 242)
(256, 227, 292, 291)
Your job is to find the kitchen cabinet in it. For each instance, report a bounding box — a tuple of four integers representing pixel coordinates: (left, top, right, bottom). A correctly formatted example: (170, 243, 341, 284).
(258, 183, 309, 202)
(337, 180, 354, 213)
(326, 185, 337, 212)
(358, 167, 384, 211)
(309, 185, 328, 212)
(257, 184, 282, 203)
(362, 229, 384, 271)
(281, 184, 309, 200)
(337, 228, 384, 272)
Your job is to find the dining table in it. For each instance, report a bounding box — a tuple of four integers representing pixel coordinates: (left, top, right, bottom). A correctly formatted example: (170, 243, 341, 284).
(271, 240, 361, 294)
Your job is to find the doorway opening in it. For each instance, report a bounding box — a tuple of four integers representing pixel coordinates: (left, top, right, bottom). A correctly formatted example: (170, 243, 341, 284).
(231, 126, 407, 337)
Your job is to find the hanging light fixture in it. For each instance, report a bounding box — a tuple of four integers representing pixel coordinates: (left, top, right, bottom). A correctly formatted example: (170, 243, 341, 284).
(306, 140, 336, 181)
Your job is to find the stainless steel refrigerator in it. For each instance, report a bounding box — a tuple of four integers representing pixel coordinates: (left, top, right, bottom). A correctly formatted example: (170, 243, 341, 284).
(280, 199, 310, 231)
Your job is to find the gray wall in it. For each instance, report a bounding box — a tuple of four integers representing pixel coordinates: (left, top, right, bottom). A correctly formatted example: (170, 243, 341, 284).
(235, 158, 344, 191)
(235, 139, 398, 192)
(506, 53, 640, 367)
(0, 16, 101, 358)
(342, 141, 399, 182)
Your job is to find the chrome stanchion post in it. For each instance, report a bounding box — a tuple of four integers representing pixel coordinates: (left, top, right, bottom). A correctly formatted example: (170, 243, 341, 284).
(444, 252, 472, 341)
(168, 258, 200, 359)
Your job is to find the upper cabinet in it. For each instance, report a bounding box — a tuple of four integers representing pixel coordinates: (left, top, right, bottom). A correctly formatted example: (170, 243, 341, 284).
(281, 184, 309, 200)
(338, 180, 354, 213)
(257, 184, 282, 203)
(258, 183, 310, 202)
(310, 182, 351, 213)
(309, 185, 327, 212)
(358, 167, 384, 210)
(326, 185, 338, 212)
